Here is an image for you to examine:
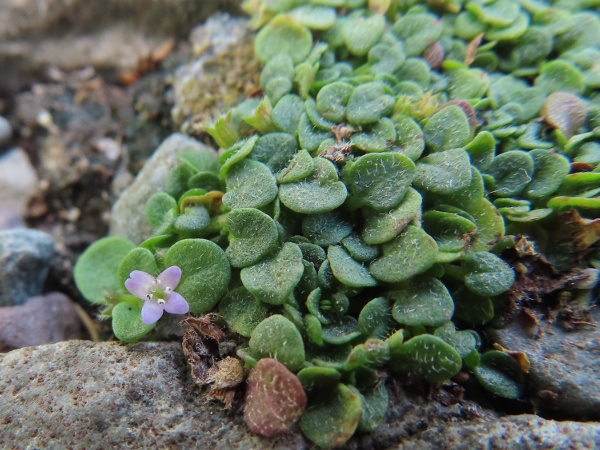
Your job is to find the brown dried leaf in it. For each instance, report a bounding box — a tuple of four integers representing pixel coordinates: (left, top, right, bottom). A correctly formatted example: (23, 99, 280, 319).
(541, 92, 588, 139)
(423, 41, 445, 70)
(464, 33, 484, 66)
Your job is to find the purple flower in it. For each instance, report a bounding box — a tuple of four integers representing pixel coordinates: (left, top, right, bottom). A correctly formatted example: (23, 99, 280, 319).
(124, 266, 189, 325)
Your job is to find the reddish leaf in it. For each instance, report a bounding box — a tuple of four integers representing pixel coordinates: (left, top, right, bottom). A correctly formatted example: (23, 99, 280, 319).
(244, 358, 307, 437)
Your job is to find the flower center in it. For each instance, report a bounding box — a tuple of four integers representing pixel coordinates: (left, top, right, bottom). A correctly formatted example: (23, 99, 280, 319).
(145, 281, 172, 305)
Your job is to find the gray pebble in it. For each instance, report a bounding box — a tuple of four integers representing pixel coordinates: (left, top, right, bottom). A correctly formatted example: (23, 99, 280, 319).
(0, 228, 55, 306)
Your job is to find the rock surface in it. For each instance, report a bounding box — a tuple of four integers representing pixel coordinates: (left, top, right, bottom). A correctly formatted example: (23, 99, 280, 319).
(0, 148, 38, 219)
(110, 133, 217, 244)
(0, 116, 11, 146)
(0, 228, 54, 306)
(0, 0, 242, 91)
(1, 340, 599, 449)
(172, 14, 261, 131)
(0, 292, 82, 351)
(487, 310, 600, 419)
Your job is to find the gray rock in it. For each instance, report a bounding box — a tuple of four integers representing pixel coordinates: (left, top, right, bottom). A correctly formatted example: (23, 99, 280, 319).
(0, 115, 11, 145)
(1, 340, 599, 449)
(487, 311, 600, 419)
(110, 133, 217, 244)
(0, 147, 38, 218)
(0, 292, 82, 351)
(172, 14, 260, 129)
(0, 0, 242, 92)
(0, 228, 54, 306)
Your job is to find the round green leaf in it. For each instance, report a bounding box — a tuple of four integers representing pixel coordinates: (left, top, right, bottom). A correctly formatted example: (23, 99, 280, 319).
(474, 350, 525, 399)
(249, 315, 306, 371)
(219, 286, 269, 337)
(392, 12, 443, 56)
(424, 105, 472, 152)
(74, 237, 136, 304)
(277, 149, 314, 184)
(117, 248, 158, 289)
(255, 15, 313, 64)
(328, 246, 377, 288)
(342, 14, 385, 56)
(358, 297, 395, 340)
(370, 225, 438, 283)
(111, 301, 155, 343)
(223, 159, 278, 210)
(487, 150, 534, 198)
(226, 208, 279, 268)
(165, 239, 231, 314)
(241, 242, 304, 305)
(362, 187, 422, 245)
(316, 82, 354, 123)
(302, 211, 352, 246)
(251, 132, 298, 173)
(463, 251, 515, 297)
(388, 277, 454, 327)
(145, 193, 177, 230)
(342, 152, 416, 211)
(346, 82, 395, 126)
(525, 149, 571, 199)
(389, 334, 462, 383)
(413, 148, 473, 195)
(299, 383, 362, 449)
(279, 157, 347, 214)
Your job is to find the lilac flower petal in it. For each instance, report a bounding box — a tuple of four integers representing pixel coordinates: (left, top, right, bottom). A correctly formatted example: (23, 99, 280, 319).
(141, 301, 164, 325)
(125, 271, 156, 300)
(158, 266, 182, 289)
(164, 291, 190, 315)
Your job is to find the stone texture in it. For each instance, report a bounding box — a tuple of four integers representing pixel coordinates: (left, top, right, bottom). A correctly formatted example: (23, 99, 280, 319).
(487, 310, 600, 419)
(0, 116, 11, 146)
(110, 133, 217, 244)
(0, 292, 82, 351)
(0, 228, 54, 306)
(0, 0, 242, 92)
(0, 148, 38, 218)
(172, 14, 261, 131)
(1, 340, 599, 449)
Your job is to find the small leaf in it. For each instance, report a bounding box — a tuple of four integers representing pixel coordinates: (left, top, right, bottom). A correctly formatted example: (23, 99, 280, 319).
(145, 192, 177, 230)
(342, 152, 416, 211)
(117, 248, 158, 289)
(370, 225, 438, 283)
(289, 5, 337, 30)
(277, 149, 314, 184)
(255, 15, 313, 64)
(328, 245, 377, 288)
(299, 384, 362, 449)
(389, 334, 462, 383)
(249, 315, 306, 372)
(541, 92, 588, 139)
(392, 114, 425, 161)
(220, 136, 259, 177)
(322, 316, 362, 345)
(297, 366, 342, 390)
(342, 14, 385, 56)
(245, 358, 307, 437)
(341, 233, 379, 263)
(452, 285, 494, 326)
(223, 159, 278, 210)
(535, 60, 585, 94)
(316, 82, 354, 123)
(413, 148, 473, 195)
(111, 301, 155, 343)
(226, 208, 279, 268)
(346, 82, 395, 126)
(165, 239, 230, 314)
(251, 132, 298, 174)
(392, 12, 443, 56)
(358, 297, 395, 340)
(525, 149, 571, 199)
(423, 105, 472, 152)
(74, 237, 136, 304)
(354, 383, 389, 432)
(362, 188, 422, 245)
(463, 251, 515, 297)
(273, 94, 305, 136)
(474, 350, 525, 399)
(219, 287, 269, 337)
(487, 150, 534, 198)
(241, 242, 304, 305)
(388, 277, 454, 327)
(302, 211, 352, 246)
(279, 157, 347, 214)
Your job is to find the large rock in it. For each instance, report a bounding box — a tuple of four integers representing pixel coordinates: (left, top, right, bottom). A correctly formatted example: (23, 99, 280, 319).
(487, 311, 600, 419)
(0, 0, 242, 92)
(0, 148, 38, 220)
(1, 340, 599, 449)
(172, 14, 261, 130)
(110, 133, 217, 244)
(0, 228, 54, 306)
(0, 292, 82, 351)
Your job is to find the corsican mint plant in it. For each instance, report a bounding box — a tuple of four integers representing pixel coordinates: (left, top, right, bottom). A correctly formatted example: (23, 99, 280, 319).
(75, 0, 600, 447)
